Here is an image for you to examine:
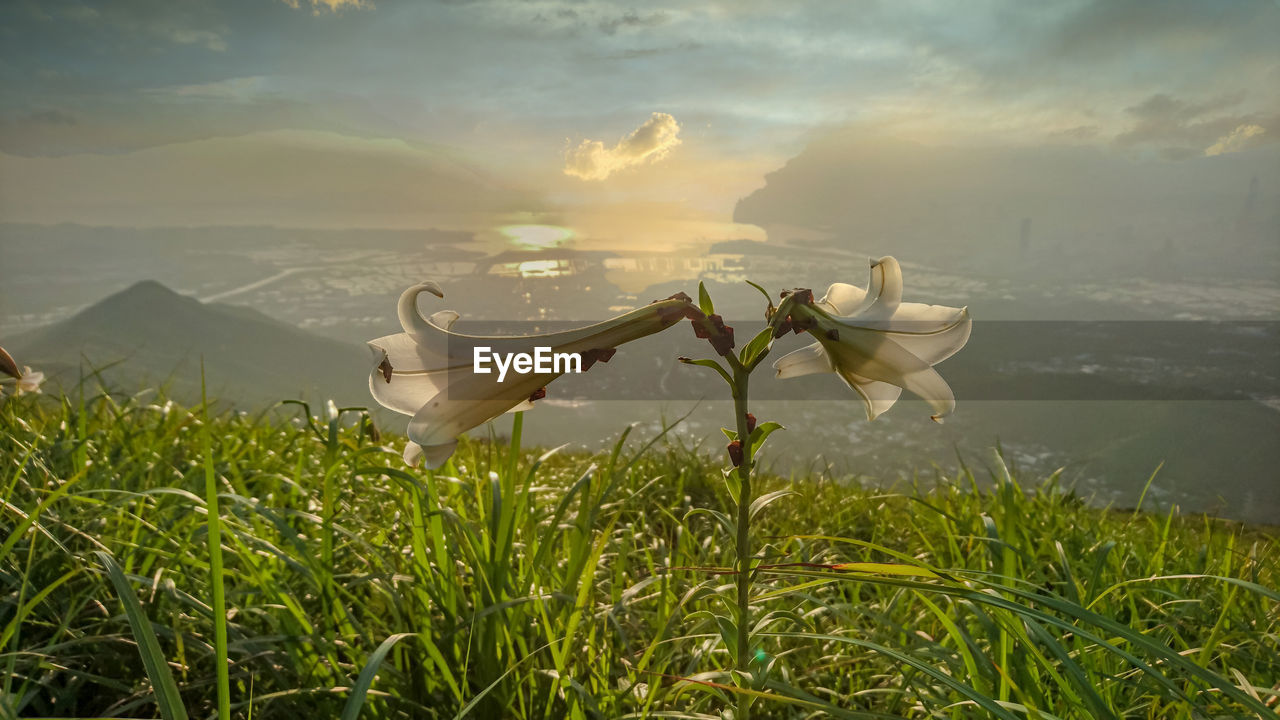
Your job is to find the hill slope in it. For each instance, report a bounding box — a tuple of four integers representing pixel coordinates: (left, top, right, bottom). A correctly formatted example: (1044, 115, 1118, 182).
(7, 280, 369, 407)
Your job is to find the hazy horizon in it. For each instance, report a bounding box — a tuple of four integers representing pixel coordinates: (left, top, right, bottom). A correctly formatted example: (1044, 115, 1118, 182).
(3, 1, 1279, 522)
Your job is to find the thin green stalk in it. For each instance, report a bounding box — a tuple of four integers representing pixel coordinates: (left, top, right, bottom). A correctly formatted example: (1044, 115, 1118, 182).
(732, 364, 754, 720)
(201, 365, 231, 719)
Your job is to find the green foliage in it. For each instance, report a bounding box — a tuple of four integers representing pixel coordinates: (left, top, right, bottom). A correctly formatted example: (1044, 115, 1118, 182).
(1, 389, 1278, 719)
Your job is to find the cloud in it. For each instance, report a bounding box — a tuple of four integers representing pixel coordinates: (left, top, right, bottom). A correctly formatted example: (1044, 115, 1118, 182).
(165, 27, 227, 52)
(564, 113, 682, 181)
(0, 130, 536, 228)
(1114, 93, 1278, 159)
(147, 76, 272, 102)
(598, 10, 668, 36)
(280, 0, 372, 13)
(19, 109, 78, 127)
(1205, 124, 1267, 157)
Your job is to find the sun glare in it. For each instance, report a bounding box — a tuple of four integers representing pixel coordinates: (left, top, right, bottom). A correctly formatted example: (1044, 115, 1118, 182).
(500, 224, 574, 250)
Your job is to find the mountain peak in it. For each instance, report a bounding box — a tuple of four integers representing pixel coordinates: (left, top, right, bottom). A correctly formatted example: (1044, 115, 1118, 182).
(117, 279, 184, 301)
(6, 277, 368, 408)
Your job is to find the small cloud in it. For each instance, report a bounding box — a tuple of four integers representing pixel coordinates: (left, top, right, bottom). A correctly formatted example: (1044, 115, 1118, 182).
(147, 76, 270, 102)
(280, 0, 373, 13)
(166, 28, 227, 52)
(60, 4, 100, 22)
(1049, 124, 1099, 141)
(20, 109, 78, 127)
(564, 112, 682, 181)
(1204, 123, 1267, 156)
(598, 10, 667, 36)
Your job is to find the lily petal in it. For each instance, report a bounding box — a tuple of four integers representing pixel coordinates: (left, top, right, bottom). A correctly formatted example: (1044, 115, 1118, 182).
(839, 372, 904, 421)
(773, 342, 833, 379)
(819, 327, 956, 419)
(397, 281, 445, 339)
(0, 347, 19, 380)
(406, 369, 552, 450)
(876, 304, 972, 365)
(403, 439, 459, 469)
(817, 282, 867, 315)
(15, 367, 44, 395)
(853, 256, 903, 319)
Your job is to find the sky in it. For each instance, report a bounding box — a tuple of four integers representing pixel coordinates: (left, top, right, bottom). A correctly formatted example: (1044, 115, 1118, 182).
(1, 0, 1277, 246)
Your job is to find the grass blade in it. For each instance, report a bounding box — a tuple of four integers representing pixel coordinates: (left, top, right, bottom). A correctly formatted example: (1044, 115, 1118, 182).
(202, 363, 232, 719)
(96, 551, 190, 720)
(341, 632, 415, 720)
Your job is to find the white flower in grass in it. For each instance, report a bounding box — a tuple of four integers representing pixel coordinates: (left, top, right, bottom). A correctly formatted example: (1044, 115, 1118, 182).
(0, 346, 44, 396)
(773, 256, 971, 422)
(367, 281, 695, 468)
(15, 368, 44, 395)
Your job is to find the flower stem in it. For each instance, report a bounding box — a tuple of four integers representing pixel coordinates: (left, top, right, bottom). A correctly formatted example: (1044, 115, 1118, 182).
(732, 364, 754, 720)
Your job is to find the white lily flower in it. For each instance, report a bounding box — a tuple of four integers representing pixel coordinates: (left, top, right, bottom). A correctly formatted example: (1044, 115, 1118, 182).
(0, 347, 44, 396)
(368, 281, 694, 468)
(773, 256, 971, 422)
(15, 367, 45, 395)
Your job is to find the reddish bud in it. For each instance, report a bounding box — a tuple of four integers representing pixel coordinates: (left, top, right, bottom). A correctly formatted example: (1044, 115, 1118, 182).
(745, 413, 757, 433)
(826, 328, 840, 341)
(727, 440, 743, 467)
(528, 387, 546, 402)
(581, 348, 617, 371)
(654, 292, 698, 323)
(378, 356, 393, 383)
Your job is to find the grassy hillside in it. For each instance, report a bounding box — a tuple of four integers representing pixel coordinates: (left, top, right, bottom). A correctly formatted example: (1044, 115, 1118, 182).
(1, 388, 1277, 719)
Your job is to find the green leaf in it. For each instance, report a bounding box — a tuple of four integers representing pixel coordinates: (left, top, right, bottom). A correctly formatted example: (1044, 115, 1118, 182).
(678, 356, 733, 386)
(698, 281, 715, 315)
(712, 613, 739, 659)
(723, 467, 741, 504)
(685, 507, 736, 539)
(748, 421, 784, 455)
(341, 633, 415, 720)
(96, 551, 190, 720)
(749, 489, 798, 521)
(828, 562, 940, 579)
(738, 327, 775, 369)
(720, 427, 738, 442)
(744, 279, 774, 308)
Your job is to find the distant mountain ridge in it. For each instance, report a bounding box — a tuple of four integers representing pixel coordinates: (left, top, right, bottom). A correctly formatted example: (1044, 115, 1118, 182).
(6, 280, 369, 408)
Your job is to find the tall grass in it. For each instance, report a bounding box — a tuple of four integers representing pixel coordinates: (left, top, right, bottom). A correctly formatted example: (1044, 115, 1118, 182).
(1, 386, 1277, 718)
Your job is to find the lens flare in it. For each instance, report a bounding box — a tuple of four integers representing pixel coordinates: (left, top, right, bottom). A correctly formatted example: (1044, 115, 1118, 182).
(500, 224, 573, 250)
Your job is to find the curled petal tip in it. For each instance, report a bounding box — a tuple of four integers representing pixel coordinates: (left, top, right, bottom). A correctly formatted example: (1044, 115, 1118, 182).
(418, 281, 445, 298)
(403, 442, 424, 466)
(869, 258, 881, 268)
(0, 347, 19, 379)
(930, 414, 945, 424)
